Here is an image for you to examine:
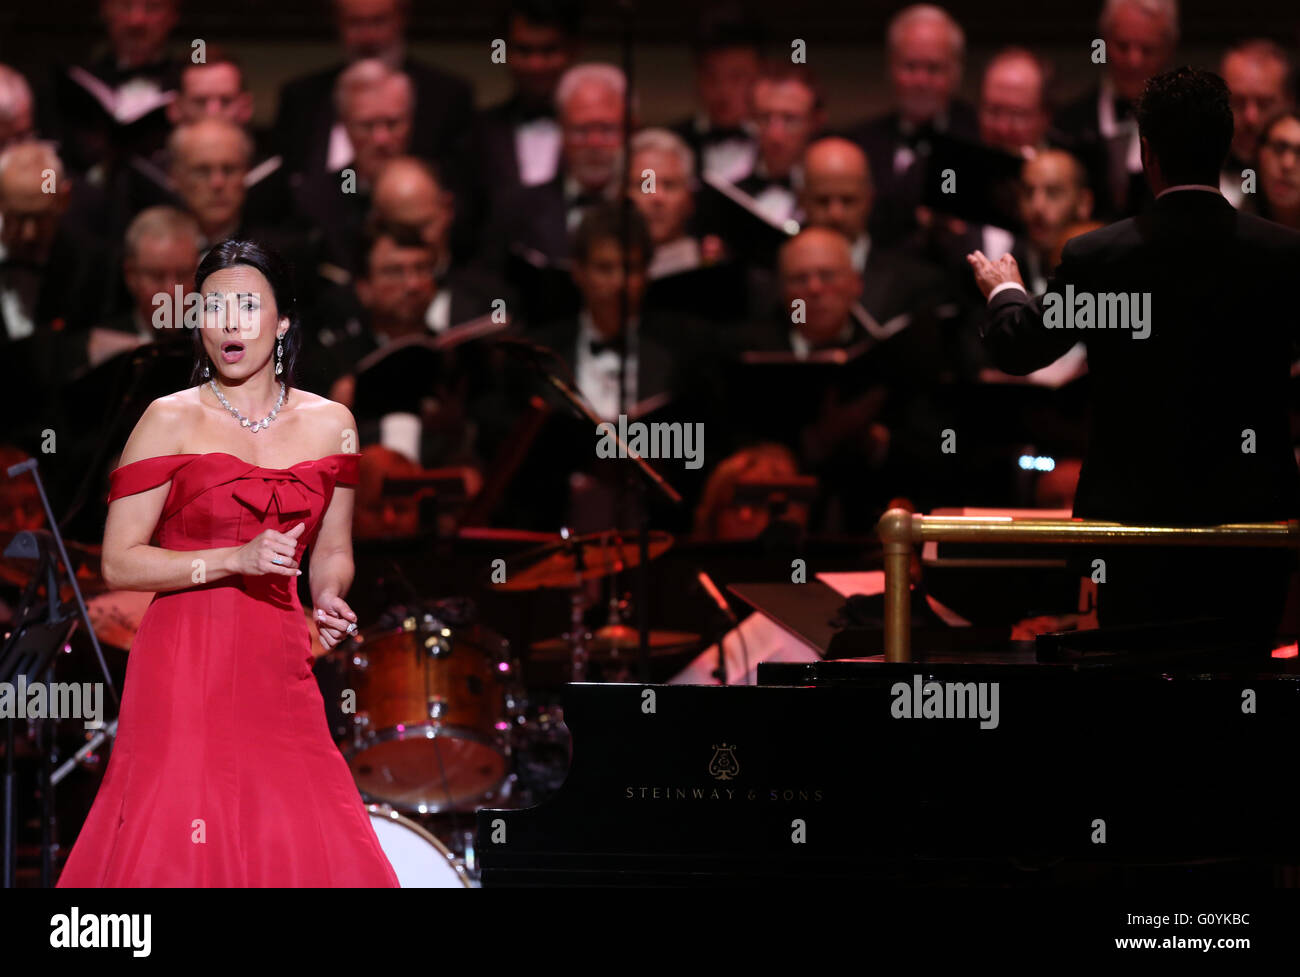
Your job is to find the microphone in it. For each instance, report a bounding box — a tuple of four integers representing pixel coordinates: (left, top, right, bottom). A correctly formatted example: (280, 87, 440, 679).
(696, 569, 737, 625)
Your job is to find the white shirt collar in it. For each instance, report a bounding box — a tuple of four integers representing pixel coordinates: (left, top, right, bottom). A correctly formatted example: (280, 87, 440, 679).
(851, 234, 871, 275)
(1156, 184, 1225, 199)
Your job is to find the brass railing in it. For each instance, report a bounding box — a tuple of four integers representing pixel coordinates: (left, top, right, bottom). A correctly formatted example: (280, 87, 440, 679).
(875, 508, 1300, 662)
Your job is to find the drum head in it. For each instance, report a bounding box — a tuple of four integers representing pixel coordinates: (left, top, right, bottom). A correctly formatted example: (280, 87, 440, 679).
(366, 805, 469, 888)
(352, 731, 508, 812)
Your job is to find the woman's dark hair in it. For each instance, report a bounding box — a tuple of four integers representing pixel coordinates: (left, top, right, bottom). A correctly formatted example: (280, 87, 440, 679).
(190, 239, 302, 388)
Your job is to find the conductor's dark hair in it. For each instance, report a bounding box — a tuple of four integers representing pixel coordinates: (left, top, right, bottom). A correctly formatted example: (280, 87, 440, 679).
(571, 202, 653, 266)
(1136, 67, 1234, 186)
(191, 239, 301, 388)
(503, 0, 583, 36)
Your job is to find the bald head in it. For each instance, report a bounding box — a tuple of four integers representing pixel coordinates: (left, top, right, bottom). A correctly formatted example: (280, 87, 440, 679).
(800, 138, 873, 241)
(371, 156, 454, 258)
(979, 49, 1050, 154)
(1019, 149, 1093, 256)
(0, 142, 69, 264)
(168, 117, 253, 167)
(168, 119, 251, 238)
(779, 227, 862, 348)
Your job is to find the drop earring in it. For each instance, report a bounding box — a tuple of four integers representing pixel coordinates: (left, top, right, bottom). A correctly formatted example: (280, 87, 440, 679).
(202, 359, 210, 379)
(275, 336, 284, 376)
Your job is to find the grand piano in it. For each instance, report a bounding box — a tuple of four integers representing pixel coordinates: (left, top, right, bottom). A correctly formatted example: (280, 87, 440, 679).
(476, 652, 1300, 886)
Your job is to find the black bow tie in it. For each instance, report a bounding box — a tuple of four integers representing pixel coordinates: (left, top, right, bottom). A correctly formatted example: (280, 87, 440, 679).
(589, 336, 625, 356)
(96, 56, 172, 88)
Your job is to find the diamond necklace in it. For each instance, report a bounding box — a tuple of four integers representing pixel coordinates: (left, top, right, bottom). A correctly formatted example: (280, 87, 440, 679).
(209, 379, 286, 433)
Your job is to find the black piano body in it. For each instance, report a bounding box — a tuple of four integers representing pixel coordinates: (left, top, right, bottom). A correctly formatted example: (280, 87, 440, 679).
(477, 657, 1300, 885)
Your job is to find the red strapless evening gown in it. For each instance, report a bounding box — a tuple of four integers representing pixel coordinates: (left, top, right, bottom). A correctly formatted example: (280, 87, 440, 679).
(56, 452, 399, 887)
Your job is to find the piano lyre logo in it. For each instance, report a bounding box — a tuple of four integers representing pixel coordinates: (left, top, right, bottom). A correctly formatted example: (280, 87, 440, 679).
(709, 743, 739, 781)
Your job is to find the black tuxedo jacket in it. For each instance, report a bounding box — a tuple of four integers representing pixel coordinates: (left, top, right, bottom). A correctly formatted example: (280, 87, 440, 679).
(1052, 85, 1152, 221)
(470, 95, 561, 202)
(845, 100, 979, 247)
(41, 54, 182, 175)
(479, 174, 572, 271)
(667, 116, 758, 180)
(290, 167, 371, 275)
(984, 190, 1300, 527)
(528, 314, 676, 408)
(273, 57, 473, 179)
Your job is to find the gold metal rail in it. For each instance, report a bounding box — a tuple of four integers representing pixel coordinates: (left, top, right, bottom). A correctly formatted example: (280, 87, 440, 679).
(875, 508, 1300, 662)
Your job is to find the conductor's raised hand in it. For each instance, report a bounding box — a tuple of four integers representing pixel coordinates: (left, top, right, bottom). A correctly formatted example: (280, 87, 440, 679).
(966, 250, 1026, 300)
(229, 522, 306, 576)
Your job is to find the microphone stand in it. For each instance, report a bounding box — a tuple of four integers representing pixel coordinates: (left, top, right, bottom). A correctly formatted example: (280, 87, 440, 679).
(2, 458, 121, 887)
(503, 351, 683, 684)
(614, 0, 658, 683)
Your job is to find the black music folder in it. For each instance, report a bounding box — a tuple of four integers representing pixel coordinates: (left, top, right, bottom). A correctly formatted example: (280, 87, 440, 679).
(921, 133, 1024, 232)
(352, 315, 508, 419)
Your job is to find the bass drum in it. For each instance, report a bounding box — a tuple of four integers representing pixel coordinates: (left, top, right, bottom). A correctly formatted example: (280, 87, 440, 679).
(367, 805, 471, 888)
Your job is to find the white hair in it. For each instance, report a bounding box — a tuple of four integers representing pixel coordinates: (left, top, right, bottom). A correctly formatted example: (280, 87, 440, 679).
(125, 206, 201, 261)
(630, 127, 695, 178)
(334, 58, 414, 119)
(554, 62, 627, 115)
(0, 64, 33, 124)
(887, 4, 965, 63)
(0, 140, 63, 187)
(1100, 0, 1180, 44)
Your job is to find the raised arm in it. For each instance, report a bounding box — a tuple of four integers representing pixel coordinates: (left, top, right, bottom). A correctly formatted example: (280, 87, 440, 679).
(967, 247, 1083, 376)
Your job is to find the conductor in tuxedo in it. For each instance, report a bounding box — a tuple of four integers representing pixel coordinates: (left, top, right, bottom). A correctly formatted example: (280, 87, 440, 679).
(968, 67, 1300, 653)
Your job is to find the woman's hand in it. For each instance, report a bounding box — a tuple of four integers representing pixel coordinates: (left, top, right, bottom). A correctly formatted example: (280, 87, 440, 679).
(313, 589, 358, 652)
(227, 523, 306, 576)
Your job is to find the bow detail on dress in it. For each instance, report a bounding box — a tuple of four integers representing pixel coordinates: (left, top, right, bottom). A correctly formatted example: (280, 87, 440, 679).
(231, 473, 319, 521)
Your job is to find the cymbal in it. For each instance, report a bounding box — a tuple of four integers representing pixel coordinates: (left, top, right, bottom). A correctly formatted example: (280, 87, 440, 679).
(0, 532, 109, 596)
(495, 531, 673, 591)
(529, 626, 700, 660)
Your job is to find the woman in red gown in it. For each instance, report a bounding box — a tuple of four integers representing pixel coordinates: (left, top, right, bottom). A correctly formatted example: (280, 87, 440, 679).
(57, 241, 399, 887)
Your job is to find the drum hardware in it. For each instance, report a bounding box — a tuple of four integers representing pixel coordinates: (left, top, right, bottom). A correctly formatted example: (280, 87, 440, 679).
(332, 599, 513, 813)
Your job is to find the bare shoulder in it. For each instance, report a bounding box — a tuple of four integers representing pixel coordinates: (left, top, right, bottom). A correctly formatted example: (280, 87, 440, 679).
(117, 387, 203, 466)
(291, 388, 359, 456)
